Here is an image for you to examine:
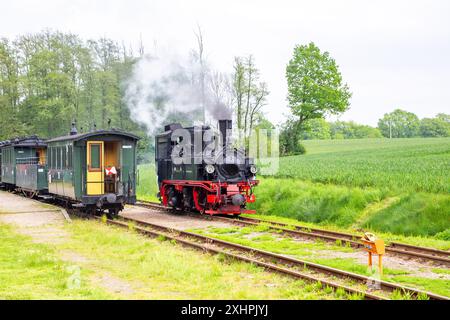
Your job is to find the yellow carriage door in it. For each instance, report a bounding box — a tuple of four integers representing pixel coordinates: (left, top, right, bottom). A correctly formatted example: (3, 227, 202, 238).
(86, 141, 104, 195)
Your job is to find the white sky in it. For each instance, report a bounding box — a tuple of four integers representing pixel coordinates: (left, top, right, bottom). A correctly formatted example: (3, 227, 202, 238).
(1, 0, 449, 126)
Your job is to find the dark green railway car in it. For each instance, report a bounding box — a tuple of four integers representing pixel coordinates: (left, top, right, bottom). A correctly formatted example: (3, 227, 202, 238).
(46, 127, 139, 215)
(0, 140, 5, 184)
(0, 136, 47, 192)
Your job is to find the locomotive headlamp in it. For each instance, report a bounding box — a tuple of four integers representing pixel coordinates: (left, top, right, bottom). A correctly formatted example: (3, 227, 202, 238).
(205, 164, 215, 174)
(250, 165, 257, 174)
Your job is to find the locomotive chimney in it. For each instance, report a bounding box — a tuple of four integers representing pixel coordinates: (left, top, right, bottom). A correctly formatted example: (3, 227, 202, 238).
(70, 122, 78, 136)
(218, 119, 232, 152)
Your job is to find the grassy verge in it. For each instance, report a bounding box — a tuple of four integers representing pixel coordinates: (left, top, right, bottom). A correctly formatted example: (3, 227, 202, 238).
(248, 178, 450, 239)
(0, 224, 111, 299)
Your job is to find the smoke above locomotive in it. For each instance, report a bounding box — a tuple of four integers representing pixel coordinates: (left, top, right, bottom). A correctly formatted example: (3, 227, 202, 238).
(124, 52, 233, 136)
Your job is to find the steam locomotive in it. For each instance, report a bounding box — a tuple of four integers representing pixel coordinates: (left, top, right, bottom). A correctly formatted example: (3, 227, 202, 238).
(155, 119, 259, 215)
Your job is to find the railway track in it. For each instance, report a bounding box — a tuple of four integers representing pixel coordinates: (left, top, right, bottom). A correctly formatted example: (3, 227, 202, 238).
(3, 191, 447, 300)
(136, 201, 450, 267)
(96, 213, 448, 300)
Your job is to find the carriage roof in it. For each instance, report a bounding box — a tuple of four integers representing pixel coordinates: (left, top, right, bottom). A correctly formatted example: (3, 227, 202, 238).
(46, 129, 140, 143)
(0, 136, 46, 148)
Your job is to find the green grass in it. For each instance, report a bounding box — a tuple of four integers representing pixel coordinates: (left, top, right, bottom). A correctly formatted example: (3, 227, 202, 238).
(248, 178, 387, 227)
(54, 220, 344, 299)
(137, 163, 159, 202)
(432, 268, 450, 275)
(0, 224, 111, 299)
(276, 138, 450, 194)
(0, 220, 349, 299)
(363, 192, 450, 237)
(389, 275, 450, 297)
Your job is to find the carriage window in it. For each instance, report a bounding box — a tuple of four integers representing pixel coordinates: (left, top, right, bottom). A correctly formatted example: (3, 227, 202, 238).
(52, 147, 57, 169)
(67, 145, 73, 169)
(62, 146, 67, 169)
(59, 147, 63, 169)
(56, 147, 59, 169)
(90, 144, 101, 170)
(60, 147, 64, 169)
(51, 147, 54, 169)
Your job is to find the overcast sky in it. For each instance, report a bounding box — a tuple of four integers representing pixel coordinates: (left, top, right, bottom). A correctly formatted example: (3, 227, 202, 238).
(2, 0, 449, 126)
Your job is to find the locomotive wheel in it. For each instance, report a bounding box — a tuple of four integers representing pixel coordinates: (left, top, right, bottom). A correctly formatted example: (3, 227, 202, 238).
(107, 208, 120, 219)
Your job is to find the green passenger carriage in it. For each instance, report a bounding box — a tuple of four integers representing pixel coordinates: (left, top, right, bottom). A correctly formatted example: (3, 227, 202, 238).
(0, 136, 47, 195)
(45, 126, 139, 216)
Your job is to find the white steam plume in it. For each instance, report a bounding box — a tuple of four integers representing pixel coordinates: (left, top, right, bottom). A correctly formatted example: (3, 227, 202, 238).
(124, 50, 233, 136)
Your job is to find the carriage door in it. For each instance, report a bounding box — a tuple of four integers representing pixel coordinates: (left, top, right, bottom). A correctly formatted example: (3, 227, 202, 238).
(86, 141, 104, 195)
(121, 143, 134, 197)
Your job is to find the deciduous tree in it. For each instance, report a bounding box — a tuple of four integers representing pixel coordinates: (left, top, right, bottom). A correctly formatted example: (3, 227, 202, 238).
(378, 109, 420, 138)
(286, 42, 351, 132)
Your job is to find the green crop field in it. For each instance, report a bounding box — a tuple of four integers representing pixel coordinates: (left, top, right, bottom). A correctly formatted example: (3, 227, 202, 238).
(274, 138, 450, 194)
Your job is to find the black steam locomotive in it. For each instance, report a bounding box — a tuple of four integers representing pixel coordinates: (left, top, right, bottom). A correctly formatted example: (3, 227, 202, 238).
(155, 120, 258, 215)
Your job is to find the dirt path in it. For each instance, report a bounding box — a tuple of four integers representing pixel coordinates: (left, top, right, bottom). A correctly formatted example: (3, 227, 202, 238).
(120, 205, 232, 230)
(0, 191, 68, 244)
(0, 191, 137, 297)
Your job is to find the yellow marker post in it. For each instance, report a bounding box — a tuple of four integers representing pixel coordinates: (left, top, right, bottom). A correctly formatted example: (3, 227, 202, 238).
(361, 233, 385, 276)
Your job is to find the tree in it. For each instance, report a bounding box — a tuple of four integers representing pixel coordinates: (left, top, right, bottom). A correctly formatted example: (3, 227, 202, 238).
(330, 121, 382, 139)
(194, 25, 206, 122)
(286, 42, 351, 132)
(378, 109, 420, 138)
(279, 118, 305, 155)
(436, 113, 450, 124)
(233, 57, 245, 139)
(302, 118, 331, 140)
(420, 115, 450, 137)
(0, 38, 22, 139)
(208, 70, 234, 117)
(232, 55, 269, 140)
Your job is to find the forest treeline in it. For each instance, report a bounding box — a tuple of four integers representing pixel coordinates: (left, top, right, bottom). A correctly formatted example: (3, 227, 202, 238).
(299, 111, 450, 141)
(0, 31, 148, 144)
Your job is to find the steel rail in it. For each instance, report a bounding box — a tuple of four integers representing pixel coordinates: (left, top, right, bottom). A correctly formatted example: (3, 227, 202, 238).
(110, 213, 448, 300)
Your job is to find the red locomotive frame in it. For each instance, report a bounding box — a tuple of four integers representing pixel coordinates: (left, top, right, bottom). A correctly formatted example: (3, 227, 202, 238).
(160, 179, 259, 215)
